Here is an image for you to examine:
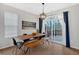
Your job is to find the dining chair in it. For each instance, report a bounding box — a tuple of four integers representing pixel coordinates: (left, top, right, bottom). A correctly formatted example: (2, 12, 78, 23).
(12, 38, 23, 54)
(43, 37, 52, 47)
(23, 38, 44, 54)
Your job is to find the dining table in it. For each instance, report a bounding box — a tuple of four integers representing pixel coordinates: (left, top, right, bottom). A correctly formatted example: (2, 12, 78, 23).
(17, 33, 46, 41)
(16, 33, 46, 49)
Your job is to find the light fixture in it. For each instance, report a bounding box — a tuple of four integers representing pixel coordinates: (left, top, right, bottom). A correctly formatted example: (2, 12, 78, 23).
(39, 3, 46, 20)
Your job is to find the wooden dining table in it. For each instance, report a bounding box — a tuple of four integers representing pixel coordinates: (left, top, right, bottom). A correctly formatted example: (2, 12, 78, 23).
(17, 33, 46, 41)
(16, 33, 46, 51)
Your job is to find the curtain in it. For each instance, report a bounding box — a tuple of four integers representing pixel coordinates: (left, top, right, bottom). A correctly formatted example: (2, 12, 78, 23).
(39, 18, 43, 33)
(63, 11, 70, 48)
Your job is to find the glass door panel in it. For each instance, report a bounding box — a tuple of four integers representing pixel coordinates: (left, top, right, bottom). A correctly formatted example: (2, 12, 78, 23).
(42, 14, 66, 45)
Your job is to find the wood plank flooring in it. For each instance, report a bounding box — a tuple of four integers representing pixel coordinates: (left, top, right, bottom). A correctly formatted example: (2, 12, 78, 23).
(0, 42, 79, 55)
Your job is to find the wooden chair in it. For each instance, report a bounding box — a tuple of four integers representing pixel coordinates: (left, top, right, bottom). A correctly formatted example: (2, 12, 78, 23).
(23, 38, 44, 54)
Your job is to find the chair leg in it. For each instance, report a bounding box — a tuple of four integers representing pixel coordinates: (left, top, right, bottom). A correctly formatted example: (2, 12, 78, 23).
(24, 47, 29, 54)
(46, 40, 50, 45)
(19, 42, 25, 49)
(15, 46, 18, 55)
(12, 46, 15, 55)
(28, 48, 30, 55)
(43, 40, 49, 48)
(12, 46, 17, 55)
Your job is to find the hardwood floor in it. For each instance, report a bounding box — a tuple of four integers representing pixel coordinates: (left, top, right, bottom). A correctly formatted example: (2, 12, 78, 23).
(0, 42, 79, 55)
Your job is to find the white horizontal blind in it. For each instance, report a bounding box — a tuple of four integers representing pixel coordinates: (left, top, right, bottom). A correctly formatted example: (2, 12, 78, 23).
(4, 12, 18, 38)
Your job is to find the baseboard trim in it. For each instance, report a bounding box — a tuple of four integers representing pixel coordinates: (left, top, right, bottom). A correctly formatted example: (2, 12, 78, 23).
(70, 47, 79, 52)
(52, 42, 79, 52)
(0, 46, 14, 51)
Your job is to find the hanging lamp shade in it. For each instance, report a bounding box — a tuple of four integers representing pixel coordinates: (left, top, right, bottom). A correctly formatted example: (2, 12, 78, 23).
(39, 3, 46, 20)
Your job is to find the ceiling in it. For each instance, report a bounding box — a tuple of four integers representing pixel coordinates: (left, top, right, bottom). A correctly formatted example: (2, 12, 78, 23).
(4, 3, 78, 15)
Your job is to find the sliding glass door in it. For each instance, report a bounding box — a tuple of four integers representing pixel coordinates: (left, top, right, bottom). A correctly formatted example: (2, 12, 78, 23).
(42, 14, 66, 45)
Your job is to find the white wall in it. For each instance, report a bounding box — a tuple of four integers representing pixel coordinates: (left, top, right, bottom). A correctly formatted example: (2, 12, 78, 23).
(47, 4, 79, 49)
(0, 4, 39, 49)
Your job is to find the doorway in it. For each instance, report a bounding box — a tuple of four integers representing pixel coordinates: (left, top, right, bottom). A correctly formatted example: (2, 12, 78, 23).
(42, 14, 66, 45)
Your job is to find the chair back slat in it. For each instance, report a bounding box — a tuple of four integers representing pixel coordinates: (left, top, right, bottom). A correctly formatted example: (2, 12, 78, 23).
(12, 38, 17, 45)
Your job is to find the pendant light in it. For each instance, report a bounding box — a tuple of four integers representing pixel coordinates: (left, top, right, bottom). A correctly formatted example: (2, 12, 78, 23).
(39, 3, 46, 20)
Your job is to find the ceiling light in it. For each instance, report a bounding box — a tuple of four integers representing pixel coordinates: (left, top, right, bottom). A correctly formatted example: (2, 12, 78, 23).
(39, 3, 46, 20)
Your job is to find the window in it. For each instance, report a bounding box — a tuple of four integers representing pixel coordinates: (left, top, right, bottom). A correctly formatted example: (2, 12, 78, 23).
(4, 12, 18, 38)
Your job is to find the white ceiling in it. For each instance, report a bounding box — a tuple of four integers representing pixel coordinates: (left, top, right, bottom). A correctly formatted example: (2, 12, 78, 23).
(4, 3, 78, 15)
